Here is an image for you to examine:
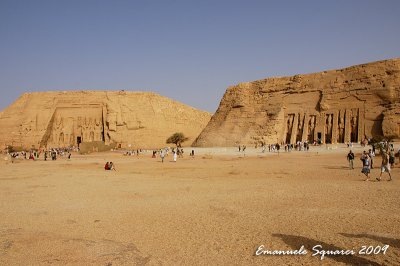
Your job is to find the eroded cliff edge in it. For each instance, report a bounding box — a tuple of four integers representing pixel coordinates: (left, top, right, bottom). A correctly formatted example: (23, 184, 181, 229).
(193, 58, 400, 147)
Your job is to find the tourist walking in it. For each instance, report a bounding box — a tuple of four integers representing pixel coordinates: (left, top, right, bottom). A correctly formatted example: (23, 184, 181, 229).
(160, 149, 165, 163)
(361, 151, 371, 181)
(377, 151, 392, 181)
(389, 146, 395, 168)
(173, 151, 177, 162)
(368, 149, 375, 169)
(398, 147, 400, 164)
(347, 150, 355, 170)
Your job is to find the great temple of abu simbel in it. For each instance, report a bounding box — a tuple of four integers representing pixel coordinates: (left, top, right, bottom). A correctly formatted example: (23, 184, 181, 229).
(0, 91, 211, 149)
(193, 58, 400, 147)
(43, 106, 106, 147)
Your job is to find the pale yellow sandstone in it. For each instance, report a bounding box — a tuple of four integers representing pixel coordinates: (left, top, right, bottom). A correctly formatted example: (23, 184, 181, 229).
(0, 91, 211, 149)
(194, 58, 400, 147)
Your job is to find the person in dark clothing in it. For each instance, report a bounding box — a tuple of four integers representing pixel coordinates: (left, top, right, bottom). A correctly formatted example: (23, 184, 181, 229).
(347, 150, 355, 170)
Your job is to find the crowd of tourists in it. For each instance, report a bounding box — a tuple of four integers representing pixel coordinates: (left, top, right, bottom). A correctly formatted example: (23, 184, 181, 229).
(124, 149, 143, 156)
(148, 147, 194, 163)
(5, 147, 73, 162)
(347, 141, 398, 181)
(253, 141, 311, 154)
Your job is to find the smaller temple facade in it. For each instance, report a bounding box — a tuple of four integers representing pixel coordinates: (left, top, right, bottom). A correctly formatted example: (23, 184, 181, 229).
(282, 107, 364, 144)
(193, 58, 400, 147)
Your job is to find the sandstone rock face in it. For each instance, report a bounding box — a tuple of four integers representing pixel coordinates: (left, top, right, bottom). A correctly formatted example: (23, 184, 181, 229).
(193, 58, 400, 147)
(0, 91, 211, 149)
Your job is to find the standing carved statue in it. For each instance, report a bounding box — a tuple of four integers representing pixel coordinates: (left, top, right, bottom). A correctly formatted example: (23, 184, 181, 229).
(307, 115, 316, 143)
(350, 113, 358, 142)
(287, 116, 293, 132)
(308, 116, 315, 134)
(326, 114, 333, 134)
(285, 115, 294, 144)
(59, 132, 64, 144)
(351, 115, 357, 132)
(298, 115, 302, 131)
(338, 115, 345, 142)
(296, 115, 303, 141)
(325, 114, 333, 143)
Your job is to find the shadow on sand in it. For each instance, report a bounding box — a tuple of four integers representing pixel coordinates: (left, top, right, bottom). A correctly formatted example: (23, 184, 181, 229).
(324, 165, 351, 170)
(272, 234, 380, 265)
(340, 233, 400, 249)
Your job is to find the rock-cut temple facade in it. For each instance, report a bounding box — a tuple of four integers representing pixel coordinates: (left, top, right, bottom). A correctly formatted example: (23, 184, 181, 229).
(193, 58, 400, 147)
(0, 91, 211, 150)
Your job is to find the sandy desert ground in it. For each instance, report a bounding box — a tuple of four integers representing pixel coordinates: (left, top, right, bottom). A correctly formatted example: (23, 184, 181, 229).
(1, 145, 399, 265)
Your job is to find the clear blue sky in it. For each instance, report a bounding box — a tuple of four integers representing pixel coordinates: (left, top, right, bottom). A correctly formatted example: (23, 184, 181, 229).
(1, 0, 399, 112)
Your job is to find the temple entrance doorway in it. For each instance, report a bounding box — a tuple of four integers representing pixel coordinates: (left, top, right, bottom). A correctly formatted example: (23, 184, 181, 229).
(317, 132, 322, 143)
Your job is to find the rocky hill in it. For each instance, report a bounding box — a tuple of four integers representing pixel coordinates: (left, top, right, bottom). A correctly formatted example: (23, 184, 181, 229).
(193, 58, 400, 147)
(0, 91, 211, 150)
